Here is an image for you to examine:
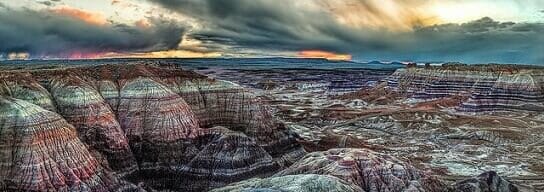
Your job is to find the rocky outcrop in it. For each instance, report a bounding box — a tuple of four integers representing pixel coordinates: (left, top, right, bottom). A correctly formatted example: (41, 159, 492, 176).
(115, 76, 203, 181)
(210, 174, 363, 192)
(48, 75, 137, 175)
(453, 171, 519, 192)
(168, 73, 305, 166)
(0, 64, 305, 191)
(177, 127, 280, 191)
(386, 64, 544, 112)
(0, 98, 139, 191)
(0, 72, 57, 111)
(275, 148, 447, 192)
(336, 82, 402, 105)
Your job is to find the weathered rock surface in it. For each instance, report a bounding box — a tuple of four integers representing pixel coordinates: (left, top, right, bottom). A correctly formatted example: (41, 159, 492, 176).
(177, 127, 279, 191)
(115, 76, 204, 184)
(49, 75, 137, 175)
(453, 171, 519, 192)
(386, 64, 544, 112)
(210, 174, 363, 192)
(0, 72, 57, 111)
(0, 64, 306, 191)
(0, 98, 140, 191)
(275, 148, 447, 192)
(171, 77, 305, 166)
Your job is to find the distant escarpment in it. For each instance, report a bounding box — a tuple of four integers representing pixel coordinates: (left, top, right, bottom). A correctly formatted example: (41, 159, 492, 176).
(0, 64, 305, 191)
(386, 64, 544, 112)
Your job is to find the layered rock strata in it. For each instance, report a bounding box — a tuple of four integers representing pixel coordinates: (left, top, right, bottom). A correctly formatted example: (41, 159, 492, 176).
(214, 147, 521, 192)
(453, 171, 519, 192)
(0, 72, 57, 111)
(0, 64, 305, 191)
(168, 73, 305, 166)
(386, 64, 544, 112)
(275, 148, 447, 192)
(48, 75, 137, 175)
(177, 127, 280, 191)
(114, 76, 203, 183)
(210, 174, 363, 192)
(0, 98, 139, 191)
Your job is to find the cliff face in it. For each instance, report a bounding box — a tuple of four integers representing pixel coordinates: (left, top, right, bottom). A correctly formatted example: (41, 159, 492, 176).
(274, 148, 447, 192)
(0, 98, 138, 191)
(454, 171, 519, 192)
(0, 64, 305, 191)
(49, 75, 137, 175)
(214, 148, 518, 192)
(387, 65, 544, 112)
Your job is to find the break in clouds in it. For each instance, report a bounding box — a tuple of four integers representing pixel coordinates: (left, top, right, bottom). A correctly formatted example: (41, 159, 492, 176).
(150, 0, 544, 64)
(0, 6, 185, 59)
(0, 0, 543, 63)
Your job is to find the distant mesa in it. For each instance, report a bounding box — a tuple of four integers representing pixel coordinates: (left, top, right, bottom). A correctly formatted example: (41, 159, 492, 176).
(386, 64, 544, 112)
(365, 61, 407, 65)
(367, 60, 385, 64)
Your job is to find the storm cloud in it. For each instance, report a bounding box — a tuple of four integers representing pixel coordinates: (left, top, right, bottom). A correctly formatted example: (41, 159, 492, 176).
(0, 7, 186, 58)
(149, 0, 544, 64)
(1, 0, 542, 63)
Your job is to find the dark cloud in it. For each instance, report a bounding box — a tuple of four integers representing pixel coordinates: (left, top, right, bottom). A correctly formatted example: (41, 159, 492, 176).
(2, 1, 542, 63)
(39, 1, 53, 6)
(405, 18, 544, 63)
(38, 0, 61, 6)
(149, 0, 544, 64)
(0, 8, 186, 58)
(149, 0, 361, 52)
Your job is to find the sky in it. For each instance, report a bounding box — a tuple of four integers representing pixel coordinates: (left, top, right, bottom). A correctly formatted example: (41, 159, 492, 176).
(0, 0, 543, 63)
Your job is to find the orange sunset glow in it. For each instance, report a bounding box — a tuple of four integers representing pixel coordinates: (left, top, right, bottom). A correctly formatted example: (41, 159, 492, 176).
(51, 6, 108, 26)
(298, 50, 352, 61)
(1, 0, 542, 63)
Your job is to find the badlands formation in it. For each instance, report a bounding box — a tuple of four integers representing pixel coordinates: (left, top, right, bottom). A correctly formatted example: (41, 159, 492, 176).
(0, 63, 538, 191)
(203, 63, 544, 191)
(0, 64, 303, 191)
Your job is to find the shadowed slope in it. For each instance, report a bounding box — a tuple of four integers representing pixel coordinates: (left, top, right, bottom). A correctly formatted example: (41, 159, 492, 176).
(276, 148, 446, 192)
(0, 97, 139, 191)
(48, 74, 137, 175)
(0, 64, 306, 191)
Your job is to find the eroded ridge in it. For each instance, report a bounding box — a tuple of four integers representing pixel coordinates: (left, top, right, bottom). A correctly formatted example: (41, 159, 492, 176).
(0, 64, 305, 191)
(0, 98, 140, 191)
(275, 148, 447, 192)
(387, 64, 544, 112)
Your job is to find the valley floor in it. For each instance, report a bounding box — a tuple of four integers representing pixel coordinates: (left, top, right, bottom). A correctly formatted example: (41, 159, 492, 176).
(202, 67, 544, 191)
